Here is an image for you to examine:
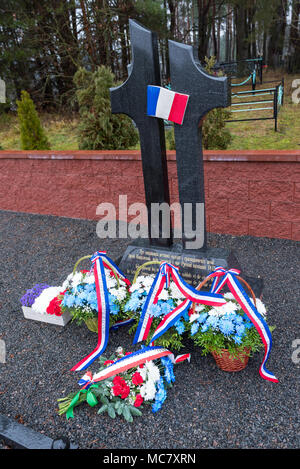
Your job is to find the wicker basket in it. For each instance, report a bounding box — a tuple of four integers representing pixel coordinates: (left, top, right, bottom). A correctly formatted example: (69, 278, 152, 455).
(211, 347, 251, 372)
(191, 272, 257, 372)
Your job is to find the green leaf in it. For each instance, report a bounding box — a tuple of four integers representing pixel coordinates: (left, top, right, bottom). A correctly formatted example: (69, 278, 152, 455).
(123, 406, 133, 423)
(97, 404, 108, 414)
(107, 405, 116, 419)
(128, 405, 143, 417)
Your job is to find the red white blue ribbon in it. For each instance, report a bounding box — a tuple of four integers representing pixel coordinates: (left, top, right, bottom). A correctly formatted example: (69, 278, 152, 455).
(78, 346, 190, 389)
(207, 267, 278, 383)
(71, 251, 130, 372)
(133, 262, 226, 345)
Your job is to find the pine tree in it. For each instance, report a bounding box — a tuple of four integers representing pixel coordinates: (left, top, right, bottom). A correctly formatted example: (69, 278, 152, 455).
(16, 90, 50, 150)
(73, 66, 138, 150)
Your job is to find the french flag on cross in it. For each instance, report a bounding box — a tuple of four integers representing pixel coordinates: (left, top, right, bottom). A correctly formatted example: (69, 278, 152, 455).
(147, 85, 189, 125)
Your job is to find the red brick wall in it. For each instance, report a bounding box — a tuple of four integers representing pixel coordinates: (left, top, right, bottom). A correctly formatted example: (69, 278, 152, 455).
(0, 150, 299, 241)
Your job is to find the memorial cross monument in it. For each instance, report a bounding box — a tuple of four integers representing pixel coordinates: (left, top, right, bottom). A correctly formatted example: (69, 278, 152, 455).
(111, 20, 240, 285)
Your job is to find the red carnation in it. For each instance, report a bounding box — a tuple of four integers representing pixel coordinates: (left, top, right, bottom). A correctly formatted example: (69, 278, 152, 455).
(103, 360, 114, 366)
(112, 376, 130, 399)
(132, 372, 143, 386)
(46, 291, 66, 316)
(134, 394, 143, 407)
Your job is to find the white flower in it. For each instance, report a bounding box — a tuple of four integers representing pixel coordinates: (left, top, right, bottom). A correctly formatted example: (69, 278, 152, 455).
(169, 282, 185, 300)
(31, 286, 63, 314)
(83, 272, 95, 284)
(141, 276, 155, 288)
(158, 288, 170, 301)
(115, 346, 124, 356)
(224, 292, 235, 301)
(194, 304, 206, 313)
(223, 301, 238, 313)
(109, 287, 127, 302)
(208, 307, 224, 317)
(251, 298, 267, 317)
(189, 313, 200, 323)
(70, 271, 83, 288)
(145, 360, 160, 383)
(140, 380, 157, 401)
(139, 366, 147, 381)
(62, 272, 74, 290)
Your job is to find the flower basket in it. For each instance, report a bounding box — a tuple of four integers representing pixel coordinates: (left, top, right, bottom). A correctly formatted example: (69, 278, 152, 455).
(22, 305, 71, 327)
(61, 254, 130, 333)
(20, 283, 70, 327)
(123, 261, 190, 351)
(211, 347, 251, 372)
(189, 273, 265, 372)
(84, 317, 98, 333)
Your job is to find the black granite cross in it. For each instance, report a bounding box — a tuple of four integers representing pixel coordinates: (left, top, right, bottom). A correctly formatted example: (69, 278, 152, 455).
(168, 40, 231, 250)
(110, 20, 172, 248)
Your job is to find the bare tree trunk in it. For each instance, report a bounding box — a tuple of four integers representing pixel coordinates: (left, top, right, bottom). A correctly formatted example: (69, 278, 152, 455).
(80, 0, 96, 70)
(267, 0, 288, 69)
(290, 0, 300, 72)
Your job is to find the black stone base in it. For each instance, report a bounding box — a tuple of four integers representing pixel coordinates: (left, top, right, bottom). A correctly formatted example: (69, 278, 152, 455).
(119, 240, 264, 297)
(119, 239, 240, 286)
(0, 414, 78, 449)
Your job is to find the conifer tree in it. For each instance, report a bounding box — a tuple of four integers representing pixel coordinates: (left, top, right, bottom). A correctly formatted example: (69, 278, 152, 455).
(16, 90, 50, 150)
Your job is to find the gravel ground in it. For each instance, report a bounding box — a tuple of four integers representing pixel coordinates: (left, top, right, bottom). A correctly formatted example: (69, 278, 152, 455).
(0, 210, 299, 449)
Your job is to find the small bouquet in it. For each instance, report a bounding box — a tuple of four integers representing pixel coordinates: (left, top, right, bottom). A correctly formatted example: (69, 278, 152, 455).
(58, 346, 178, 422)
(123, 274, 189, 351)
(61, 268, 130, 331)
(20, 282, 68, 324)
(188, 292, 274, 370)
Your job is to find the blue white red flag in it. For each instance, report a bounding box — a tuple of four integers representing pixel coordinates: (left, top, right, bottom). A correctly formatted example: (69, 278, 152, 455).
(147, 85, 189, 125)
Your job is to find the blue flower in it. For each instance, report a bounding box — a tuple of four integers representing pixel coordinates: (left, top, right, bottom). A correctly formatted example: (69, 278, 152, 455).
(182, 311, 189, 322)
(62, 294, 76, 308)
(149, 303, 162, 318)
(236, 324, 246, 336)
(161, 356, 175, 384)
(160, 302, 173, 316)
(174, 319, 185, 335)
(152, 378, 167, 413)
(233, 335, 243, 345)
(110, 302, 120, 315)
(234, 314, 244, 325)
(84, 283, 95, 292)
(191, 322, 200, 336)
(131, 290, 142, 301)
(205, 316, 219, 330)
(219, 319, 235, 336)
(198, 312, 208, 323)
(124, 296, 142, 312)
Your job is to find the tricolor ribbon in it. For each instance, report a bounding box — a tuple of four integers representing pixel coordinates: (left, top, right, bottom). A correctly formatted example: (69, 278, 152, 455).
(133, 262, 227, 345)
(206, 267, 278, 383)
(71, 251, 131, 372)
(79, 346, 190, 390)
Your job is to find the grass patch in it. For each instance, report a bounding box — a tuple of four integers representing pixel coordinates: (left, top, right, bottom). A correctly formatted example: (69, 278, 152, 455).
(0, 71, 299, 151)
